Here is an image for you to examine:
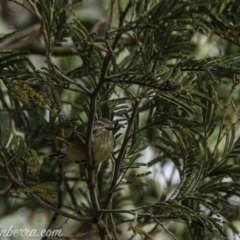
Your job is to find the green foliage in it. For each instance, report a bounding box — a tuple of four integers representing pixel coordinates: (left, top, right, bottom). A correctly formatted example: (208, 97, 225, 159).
(1, 0, 240, 239)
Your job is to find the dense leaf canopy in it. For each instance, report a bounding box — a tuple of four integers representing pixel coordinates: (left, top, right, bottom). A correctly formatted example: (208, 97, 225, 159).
(0, 0, 240, 239)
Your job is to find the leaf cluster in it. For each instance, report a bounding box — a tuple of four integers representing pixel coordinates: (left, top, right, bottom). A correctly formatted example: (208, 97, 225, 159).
(1, 0, 240, 239)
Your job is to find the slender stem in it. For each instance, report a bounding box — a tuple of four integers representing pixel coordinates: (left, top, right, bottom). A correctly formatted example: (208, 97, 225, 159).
(0, 24, 40, 47)
(84, 27, 115, 229)
(41, 159, 65, 240)
(6, 136, 45, 165)
(59, 230, 99, 239)
(85, 1, 135, 237)
(85, 93, 100, 216)
(101, 209, 176, 220)
(52, 66, 92, 96)
(111, 1, 133, 50)
(85, 0, 131, 219)
(126, 119, 167, 141)
(154, 218, 177, 240)
(207, 89, 234, 175)
(104, 100, 140, 221)
(105, 71, 137, 80)
(109, 211, 117, 240)
(0, 182, 12, 195)
(109, 0, 115, 29)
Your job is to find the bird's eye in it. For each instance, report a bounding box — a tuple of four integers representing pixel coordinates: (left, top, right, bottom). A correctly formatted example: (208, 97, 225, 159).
(95, 121, 103, 127)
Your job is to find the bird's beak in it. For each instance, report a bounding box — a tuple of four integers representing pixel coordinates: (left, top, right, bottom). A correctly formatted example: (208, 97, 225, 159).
(105, 125, 114, 131)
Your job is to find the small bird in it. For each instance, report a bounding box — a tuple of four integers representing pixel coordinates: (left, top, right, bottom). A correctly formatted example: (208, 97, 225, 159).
(49, 118, 115, 164)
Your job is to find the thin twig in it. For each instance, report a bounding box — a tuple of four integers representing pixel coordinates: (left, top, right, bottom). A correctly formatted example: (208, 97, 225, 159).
(41, 156, 65, 240)
(100, 209, 176, 220)
(0, 162, 93, 223)
(59, 230, 99, 239)
(52, 65, 92, 96)
(108, 0, 115, 30)
(9, 0, 36, 15)
(83, 1, 135, 239)
(154, 218, 177, 240)
(104, 71, 137, 80)
(0, 24, 41, 47)
(104, 100, 141, 222)
(0, 182, 12, 195)
(0, 41, 74, 56)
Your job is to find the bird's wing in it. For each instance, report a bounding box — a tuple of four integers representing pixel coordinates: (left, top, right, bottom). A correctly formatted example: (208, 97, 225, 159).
(67, 122, 87, 144)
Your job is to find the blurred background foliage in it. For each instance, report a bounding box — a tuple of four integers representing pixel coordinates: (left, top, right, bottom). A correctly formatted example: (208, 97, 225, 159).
(1, 0, 240, 239)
